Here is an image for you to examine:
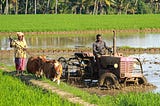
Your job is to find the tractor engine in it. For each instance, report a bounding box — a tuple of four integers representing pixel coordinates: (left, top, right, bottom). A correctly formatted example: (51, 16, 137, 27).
(66, 56, 93, 79)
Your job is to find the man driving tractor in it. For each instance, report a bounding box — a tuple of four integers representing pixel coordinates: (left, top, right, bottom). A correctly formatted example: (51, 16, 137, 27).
(93, 34, 111, 57)
(93, 34, 111, 69)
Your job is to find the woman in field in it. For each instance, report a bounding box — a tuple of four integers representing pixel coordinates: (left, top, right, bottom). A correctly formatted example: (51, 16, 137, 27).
(9, 32, 27, 76)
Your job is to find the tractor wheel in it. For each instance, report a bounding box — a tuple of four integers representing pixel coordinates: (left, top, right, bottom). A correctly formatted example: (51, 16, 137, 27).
(138, 76, 147, 85)
(99, 73, 120, 89)
(58, 57, 68, 79)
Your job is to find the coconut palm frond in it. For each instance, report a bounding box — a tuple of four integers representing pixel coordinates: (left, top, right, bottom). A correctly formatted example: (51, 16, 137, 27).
(105, 0, 116, 7)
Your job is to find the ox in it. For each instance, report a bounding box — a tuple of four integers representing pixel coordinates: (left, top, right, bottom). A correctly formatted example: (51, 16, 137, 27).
(42, 60, 62, 85)
(26, 56, 47, 77)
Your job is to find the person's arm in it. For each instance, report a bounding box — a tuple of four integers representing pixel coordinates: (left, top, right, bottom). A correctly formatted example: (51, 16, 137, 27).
(104, 41, 109, 49)
(104, 41, 112, 53)
(10, 39, 17, 48)
(93, 43, 99, 54)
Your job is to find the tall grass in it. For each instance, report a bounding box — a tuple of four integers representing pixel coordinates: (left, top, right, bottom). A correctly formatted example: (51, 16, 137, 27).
(0, 70, 79, 106)
(0, 14, 160, 32)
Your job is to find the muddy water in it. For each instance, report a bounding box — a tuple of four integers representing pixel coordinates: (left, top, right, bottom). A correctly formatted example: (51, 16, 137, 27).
(129, 54, 160, 93)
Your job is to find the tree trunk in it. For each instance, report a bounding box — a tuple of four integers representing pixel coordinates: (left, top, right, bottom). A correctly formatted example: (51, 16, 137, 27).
(80, 7, 82, 14)
(93, 0, 97, 15)
(25, 0, 28, 14)
(124, 3, 129, 14)
(155, 2, 159, 14)
(47, 0, 50, 11)
(4, 0, 8, 14)
(15, 0, 18, 14)
(95, 1, 98, 15)
(55, 0, 58, 14)
(0, 3, 2, 14)
(100, 1, 103, 14)
(35, 0, 36, 14)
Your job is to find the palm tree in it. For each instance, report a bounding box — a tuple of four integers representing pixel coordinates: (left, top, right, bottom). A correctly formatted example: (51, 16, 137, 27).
(71, 0, 87, 14)
(93, 0, 115, 14)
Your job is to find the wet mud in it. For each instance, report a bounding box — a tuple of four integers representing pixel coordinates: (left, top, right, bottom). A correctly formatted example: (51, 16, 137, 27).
(70, 82, 156, 96)
(0, 49, 160, 96)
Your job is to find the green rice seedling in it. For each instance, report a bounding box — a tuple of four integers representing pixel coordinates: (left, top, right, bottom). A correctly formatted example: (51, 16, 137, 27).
(1, 64, 160, 106)
(0, 14, 160, 32)
(0, 69, 79, 106)
(113, 92, 160, 106)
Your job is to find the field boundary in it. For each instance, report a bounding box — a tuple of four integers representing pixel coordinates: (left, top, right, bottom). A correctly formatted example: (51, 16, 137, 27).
(0, 65, 97, 106)
(1, 28, 160, 36)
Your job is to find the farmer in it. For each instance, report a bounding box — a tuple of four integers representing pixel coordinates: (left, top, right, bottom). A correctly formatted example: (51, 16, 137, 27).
(93, 34, 110, 57)
(93, 34, 111, 69)
(9, 32, 27, 76)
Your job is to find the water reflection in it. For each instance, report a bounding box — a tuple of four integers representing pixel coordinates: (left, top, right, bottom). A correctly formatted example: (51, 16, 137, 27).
(0, 33, 160, 50)
(117, 33, 160, 48)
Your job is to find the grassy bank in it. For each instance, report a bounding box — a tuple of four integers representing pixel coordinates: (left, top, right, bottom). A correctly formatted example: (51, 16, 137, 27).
(1, 64, 160, 106)
(47, 80, 160, 106)
(1, 14, 160, 32)
(0, 69, 78, 106)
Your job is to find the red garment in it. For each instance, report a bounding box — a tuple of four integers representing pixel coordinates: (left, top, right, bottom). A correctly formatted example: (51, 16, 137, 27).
(15, 58, 26, 71)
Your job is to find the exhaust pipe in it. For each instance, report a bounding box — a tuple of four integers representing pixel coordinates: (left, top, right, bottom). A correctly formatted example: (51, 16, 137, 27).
(113, 31, 116, 56)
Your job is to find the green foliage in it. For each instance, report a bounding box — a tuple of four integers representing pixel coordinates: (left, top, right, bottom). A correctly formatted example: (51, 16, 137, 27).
(1, 0, 160, 14)
(114, 92, 160, 106)
(0, 14, 160, 32)
(137, 0, 152, 14)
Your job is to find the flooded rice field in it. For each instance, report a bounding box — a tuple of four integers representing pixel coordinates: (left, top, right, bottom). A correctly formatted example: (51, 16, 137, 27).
(0, 32, 160, 94)
(0, 32, 160, 50)
(1, 52, 159, 95)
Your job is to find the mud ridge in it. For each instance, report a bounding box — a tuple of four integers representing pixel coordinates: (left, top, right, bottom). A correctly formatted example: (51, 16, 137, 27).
(1, 28, 160, 36)
(1, 48, 160, 58)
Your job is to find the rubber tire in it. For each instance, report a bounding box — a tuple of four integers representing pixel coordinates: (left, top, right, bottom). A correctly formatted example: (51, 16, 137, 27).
(138, 76, 147, 84)
(99, 73, 119, 89)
